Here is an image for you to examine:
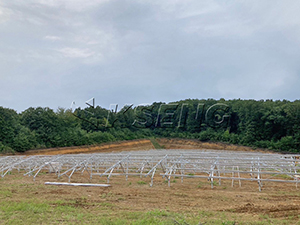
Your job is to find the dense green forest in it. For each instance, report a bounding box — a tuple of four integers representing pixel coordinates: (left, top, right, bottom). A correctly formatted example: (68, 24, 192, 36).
(1, 98, 300, 153)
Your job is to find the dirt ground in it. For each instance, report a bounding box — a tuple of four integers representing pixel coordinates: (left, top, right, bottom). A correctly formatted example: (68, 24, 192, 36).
(2, 139, 299, 224)
(18, 138, 270, 156)
(156, 138, 271, 152)
(2, 170, 300, 224)
(21, 139, 155, 155)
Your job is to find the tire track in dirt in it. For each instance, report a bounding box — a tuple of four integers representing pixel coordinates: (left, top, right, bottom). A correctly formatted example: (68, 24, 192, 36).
(227, 202, 300, 218)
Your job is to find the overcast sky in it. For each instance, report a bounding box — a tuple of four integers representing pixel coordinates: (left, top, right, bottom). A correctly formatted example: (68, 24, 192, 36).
(1, 0, 300, 112)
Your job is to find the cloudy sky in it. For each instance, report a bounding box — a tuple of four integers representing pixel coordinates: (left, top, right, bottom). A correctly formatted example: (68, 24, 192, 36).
(1, 0, 300, 112)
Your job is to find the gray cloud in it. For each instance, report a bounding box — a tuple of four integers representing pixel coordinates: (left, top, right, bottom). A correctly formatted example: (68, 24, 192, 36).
(1, 0, 300, 112)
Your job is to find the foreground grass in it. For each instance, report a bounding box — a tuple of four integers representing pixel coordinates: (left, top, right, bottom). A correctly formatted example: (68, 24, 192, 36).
(0, 199, 298, 225)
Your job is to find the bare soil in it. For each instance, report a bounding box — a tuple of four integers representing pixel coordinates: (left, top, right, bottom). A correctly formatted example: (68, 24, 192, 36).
(157, 138, 271, 152)
(18, 138, 270, 156)
(3, 171, 300, 223)
(21, 139, 155, 155)
(2, 139, 299, 223)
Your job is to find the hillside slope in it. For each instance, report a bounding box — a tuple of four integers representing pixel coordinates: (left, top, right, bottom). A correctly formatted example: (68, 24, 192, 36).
(19, 138, 269, 155)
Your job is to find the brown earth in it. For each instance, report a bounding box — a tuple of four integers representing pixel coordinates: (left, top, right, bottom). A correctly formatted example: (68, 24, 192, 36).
(2, 170, 300, 223)
(156, 138, 271, 152)
(19, 138, 270, 156)
(21, 139, 155, 155)
(1, 139, 299, 223)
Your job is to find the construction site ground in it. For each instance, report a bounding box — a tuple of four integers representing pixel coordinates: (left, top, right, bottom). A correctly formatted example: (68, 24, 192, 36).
(1, 138, 299, 224)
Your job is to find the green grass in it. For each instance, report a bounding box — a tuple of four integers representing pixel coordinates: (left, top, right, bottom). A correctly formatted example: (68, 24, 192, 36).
(0, 199, 298, 225)
(274, 174, 293, 180)
(0, 189, 13, 198)
(149, 138, 165, 149)
(137, 180, 147, 185)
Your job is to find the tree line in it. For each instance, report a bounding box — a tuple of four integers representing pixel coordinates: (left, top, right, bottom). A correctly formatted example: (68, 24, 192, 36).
(1, 98, 300, 153)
